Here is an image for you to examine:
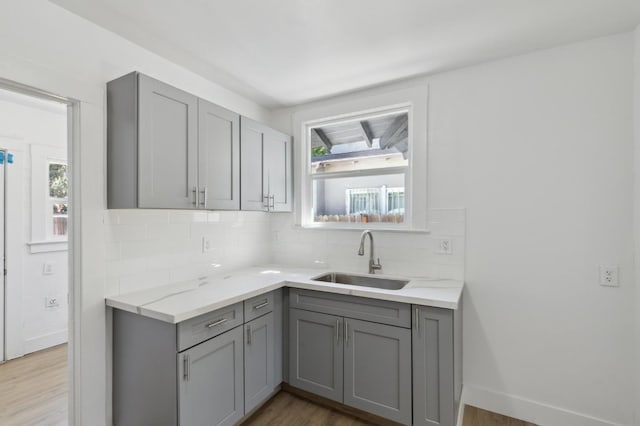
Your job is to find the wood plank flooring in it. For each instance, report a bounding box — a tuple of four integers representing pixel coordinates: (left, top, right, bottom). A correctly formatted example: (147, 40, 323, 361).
(0, 344, 535, 426)
(0, 344, 68, 426)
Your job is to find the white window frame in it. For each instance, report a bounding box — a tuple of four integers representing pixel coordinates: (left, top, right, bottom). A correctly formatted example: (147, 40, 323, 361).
(293, 86, 429, 232)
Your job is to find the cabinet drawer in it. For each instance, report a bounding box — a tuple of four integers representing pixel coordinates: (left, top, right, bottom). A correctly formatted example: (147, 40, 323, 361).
(178, 302, 243, 351)
(244, 291, 274, 322)
(289, 289, 411, 328)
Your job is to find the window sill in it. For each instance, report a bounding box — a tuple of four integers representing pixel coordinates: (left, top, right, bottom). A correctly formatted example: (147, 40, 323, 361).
(300, 223, 430, 233)
(27, 240, 68, 254)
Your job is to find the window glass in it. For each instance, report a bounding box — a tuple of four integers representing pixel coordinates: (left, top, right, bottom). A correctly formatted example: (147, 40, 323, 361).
(49, 162, 68, 237)
(307, 107, 410, 228)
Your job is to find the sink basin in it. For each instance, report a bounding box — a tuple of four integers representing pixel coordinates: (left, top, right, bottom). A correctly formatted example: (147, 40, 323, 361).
(311, 272, 409, 290)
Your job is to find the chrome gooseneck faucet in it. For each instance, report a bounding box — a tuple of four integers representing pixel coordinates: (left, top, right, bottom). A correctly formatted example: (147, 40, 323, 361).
(358, 230, 382, 274)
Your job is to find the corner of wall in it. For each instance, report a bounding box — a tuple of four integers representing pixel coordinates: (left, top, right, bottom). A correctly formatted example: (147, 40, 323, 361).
(633, 23, 640, 426)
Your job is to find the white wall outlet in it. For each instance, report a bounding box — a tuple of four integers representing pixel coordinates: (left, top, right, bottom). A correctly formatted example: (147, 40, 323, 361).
(45, 296, 60, 309)
(202, 236, 213, 253)
(599, 265, 619, 287)
(436, 239, 453, 255)
(43, 263, 54, 275)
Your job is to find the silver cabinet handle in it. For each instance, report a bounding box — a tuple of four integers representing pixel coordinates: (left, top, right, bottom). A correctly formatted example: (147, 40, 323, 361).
(206, 318, 227, 328)
(192, 186, 198, 206)
(269, 194, 275, 209)
(183, 355, 190, 381)
(199, 186, 208, 208)
(344, 320, 349, 346)
(335, 319, 340, 343)
(246, 325, 251, 346)
(253, 301, 269, 310)
(415, 308, 420, 334)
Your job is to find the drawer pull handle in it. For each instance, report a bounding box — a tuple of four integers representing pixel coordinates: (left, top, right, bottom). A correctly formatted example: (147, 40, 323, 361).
(253, 301, 269, 310)
(206, 318, 228, 328)
(183, 355, 190, 381)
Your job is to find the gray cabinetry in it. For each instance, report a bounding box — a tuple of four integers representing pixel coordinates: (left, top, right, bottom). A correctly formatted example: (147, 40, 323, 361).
(197, 99, 240, 210)
(288, 291, 412, 424)
(289, 308, 343, 402)
(244, 312, 275, 413)
(107, 72, 242, 210)
(344, 318, 412, 424)
(240, 117, 292, 212)
(113, 290, 283, 426)
(178, 326, 244, 426)
(412, 306, 458, 426)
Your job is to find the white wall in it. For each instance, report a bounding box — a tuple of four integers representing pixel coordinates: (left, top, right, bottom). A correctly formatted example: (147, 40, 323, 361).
(633, 25, 640, 426)
(0, 92, 69, 358)
(0, 1, 270, 425)
(271, 33, 636, 425)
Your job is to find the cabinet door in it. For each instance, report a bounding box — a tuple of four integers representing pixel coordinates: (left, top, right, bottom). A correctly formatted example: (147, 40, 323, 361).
(244, 312, 275, 414)
(179, 327, 244, 426)
(138, 74, 198, 209)
(198, 99, 240, 210)
(263, 128, 292, 212)
(413, 306, 454, 426)
(289, 308, 343, 402)
(344, 318, 411, 424)
(240, 118, 267, 211)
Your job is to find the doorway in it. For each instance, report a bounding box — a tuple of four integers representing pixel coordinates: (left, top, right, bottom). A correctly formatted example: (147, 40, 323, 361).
(0, 84, 74, 425)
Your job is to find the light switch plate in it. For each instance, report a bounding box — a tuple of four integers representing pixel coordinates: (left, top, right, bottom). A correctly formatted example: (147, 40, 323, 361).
(436, 239, 453, 255)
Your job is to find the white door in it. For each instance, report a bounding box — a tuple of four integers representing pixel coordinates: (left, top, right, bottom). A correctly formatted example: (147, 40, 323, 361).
(0, 150, 6, 362)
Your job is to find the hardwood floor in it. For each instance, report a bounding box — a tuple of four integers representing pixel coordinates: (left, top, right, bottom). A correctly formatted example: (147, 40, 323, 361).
(463, 405, 537, 426)
(0, 344, 68, 426)
(0, 344, 535, 426)
(245, 392, 537, 426)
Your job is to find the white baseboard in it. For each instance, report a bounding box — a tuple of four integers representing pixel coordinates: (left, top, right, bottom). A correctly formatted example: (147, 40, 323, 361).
(24, 329, 68, 355)
(461, 384, 619, 426)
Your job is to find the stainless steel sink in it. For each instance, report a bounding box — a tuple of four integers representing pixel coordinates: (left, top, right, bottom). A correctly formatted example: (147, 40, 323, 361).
(311, 272, 409, 290)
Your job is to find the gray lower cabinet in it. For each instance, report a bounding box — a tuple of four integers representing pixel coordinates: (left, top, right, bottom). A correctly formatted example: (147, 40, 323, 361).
(113, 290, 282, 426)
(244, 312, 275, 413)
(412, 306, 457, 426)
(288, 308, 343, 402)
(344, 318, 412, 424)
(289, 307, 412, 424)
(178, 327, 244, 426)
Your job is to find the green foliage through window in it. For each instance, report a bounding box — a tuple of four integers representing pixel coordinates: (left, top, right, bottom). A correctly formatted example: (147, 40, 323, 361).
(49, 163, 68, 198)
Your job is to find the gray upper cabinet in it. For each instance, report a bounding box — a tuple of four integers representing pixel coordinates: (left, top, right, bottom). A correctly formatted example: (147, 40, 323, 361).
(413, 306, 455, 426)
(241, 117, 292, 212)
(244, 312, 275, 414)
(107, 72, 242, 210)
(179, 326, 244, 426)
(343, 318, 412, 424)
(289, 308, 343, 402)
(138, 75, 198, 209)
(198, 99, 240, 210)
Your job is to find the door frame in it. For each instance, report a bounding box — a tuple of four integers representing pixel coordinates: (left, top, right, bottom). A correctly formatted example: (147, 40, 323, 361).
(0, 78, 79, 425)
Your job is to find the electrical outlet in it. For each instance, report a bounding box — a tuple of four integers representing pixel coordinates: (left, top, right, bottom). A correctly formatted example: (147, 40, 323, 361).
(436, 239, 453, 255)
(599, 265, 619, 287)
(43, 263, 54, 275)
(45, 296, 60, 309)
(202, 236, 213, 253)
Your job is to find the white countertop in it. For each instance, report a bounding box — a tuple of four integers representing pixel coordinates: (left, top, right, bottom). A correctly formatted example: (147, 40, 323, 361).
(105, 266, 464, 323)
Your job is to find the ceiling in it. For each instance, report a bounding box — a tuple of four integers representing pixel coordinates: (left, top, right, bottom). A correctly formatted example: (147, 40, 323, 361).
(51, 0, 640, 108)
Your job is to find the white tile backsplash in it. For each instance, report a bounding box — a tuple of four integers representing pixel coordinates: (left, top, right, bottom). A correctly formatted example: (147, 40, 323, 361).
(104, 208, 465, 296)
(104, 210, 272, 296)
(270, 208, 466, 279)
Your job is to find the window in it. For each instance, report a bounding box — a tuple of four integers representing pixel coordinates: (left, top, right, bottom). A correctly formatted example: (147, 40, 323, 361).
(304, 106, 412, 228)
(48, 162, 68, 238)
